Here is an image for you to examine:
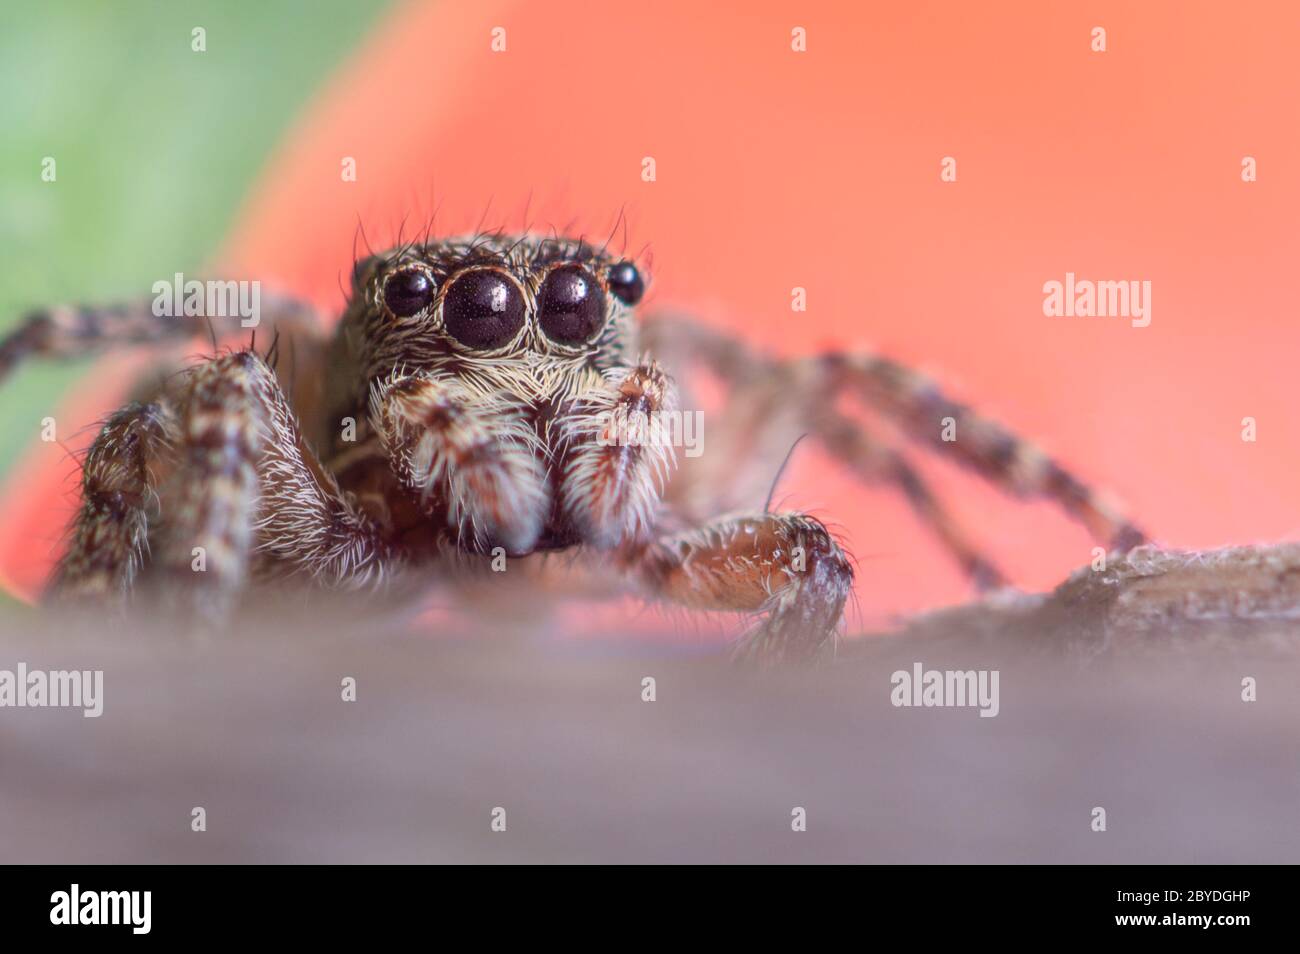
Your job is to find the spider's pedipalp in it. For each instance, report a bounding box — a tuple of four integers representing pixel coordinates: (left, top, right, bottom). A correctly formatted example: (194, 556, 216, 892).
(557, 361, 676, 549)
(370, 370, 550, 554)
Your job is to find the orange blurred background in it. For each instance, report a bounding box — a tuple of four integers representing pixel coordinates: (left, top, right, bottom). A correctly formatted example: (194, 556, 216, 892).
(5, 0, 1299, 628)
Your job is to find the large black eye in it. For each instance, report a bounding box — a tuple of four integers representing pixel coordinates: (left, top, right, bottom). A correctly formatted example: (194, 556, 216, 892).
(538, 266, 605, 344)
(441, 270, 525, 349)
(607, 261, 644, 305)
(382, 268, 434, 317)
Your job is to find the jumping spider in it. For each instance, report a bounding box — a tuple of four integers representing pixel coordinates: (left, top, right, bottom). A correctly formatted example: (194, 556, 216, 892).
(0, 233, 1144, 662)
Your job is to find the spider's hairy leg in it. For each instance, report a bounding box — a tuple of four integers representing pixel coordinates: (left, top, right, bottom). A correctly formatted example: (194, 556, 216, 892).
(47, 401, 175, 605)
(0, 292, 325, 388)
(370, 371, 549, 554)
(160, 351, 387, 619)
(812, 408, 1006, 588)
(557, 361, 676, 549)
(641, 314, 1007, 585)
(642, 314, 1145, 571)
(633, 511, 853, 665)
(819, 351, 1147, 551)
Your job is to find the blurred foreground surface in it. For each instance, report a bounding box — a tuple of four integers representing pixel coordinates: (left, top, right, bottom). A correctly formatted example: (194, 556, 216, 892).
(0, 583, 1296, 864)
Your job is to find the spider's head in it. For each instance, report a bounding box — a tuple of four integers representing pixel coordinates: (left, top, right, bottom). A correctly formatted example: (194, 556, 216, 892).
(343, 233, 663, 555)
(350, 233, 646, 389)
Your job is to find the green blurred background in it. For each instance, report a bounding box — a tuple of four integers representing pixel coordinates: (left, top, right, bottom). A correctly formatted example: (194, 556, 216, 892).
(0, 0, 390, 480)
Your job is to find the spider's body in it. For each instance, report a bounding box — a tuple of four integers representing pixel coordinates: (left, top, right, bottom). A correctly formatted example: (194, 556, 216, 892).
(0, 232, 1145, 662)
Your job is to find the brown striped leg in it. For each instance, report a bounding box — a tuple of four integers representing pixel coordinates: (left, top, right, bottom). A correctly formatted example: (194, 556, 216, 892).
(820, 351, 1147, 550)
(0, 291, 325, 387)
(46, 402, 175, 605)
(812, 408, 1005, 588)
(161, 351, 387, 619)
(634, 511, 854, 665)
(641, 314, 1145, 569)
(369, 370, 550, 554)
(556, 361, 677, 548)
(641, 315, 1004, 581)
(644, 313, 876, 520)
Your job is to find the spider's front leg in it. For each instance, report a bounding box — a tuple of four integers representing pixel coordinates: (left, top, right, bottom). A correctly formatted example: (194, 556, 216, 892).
(631, 511, 854, 665)
(369, 371, 550, 553)
(157, 351, 387, 619)
(642, 315, 1146, 587)
(48, 401, 175, 604)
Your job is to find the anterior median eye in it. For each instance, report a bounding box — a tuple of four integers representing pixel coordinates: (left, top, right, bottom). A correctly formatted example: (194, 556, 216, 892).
(442, 269, 525, 349)
(381, 268, 435, 317)
(538, 266, 605, 344)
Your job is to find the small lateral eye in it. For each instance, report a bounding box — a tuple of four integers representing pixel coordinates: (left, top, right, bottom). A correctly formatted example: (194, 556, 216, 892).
(442, 269, 525, 349)
(381, 268, 435, 317)
(606, 261, 644, 305)
(538, 266, 605, 344)
(352, 254, 381, 290)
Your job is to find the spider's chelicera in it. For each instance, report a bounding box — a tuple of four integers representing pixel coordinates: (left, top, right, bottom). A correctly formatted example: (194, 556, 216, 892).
(0, 232, 1145, 663)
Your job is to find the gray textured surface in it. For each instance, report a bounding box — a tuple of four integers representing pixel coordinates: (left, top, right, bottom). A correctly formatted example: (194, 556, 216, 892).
(1, 548, 1297, 864)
